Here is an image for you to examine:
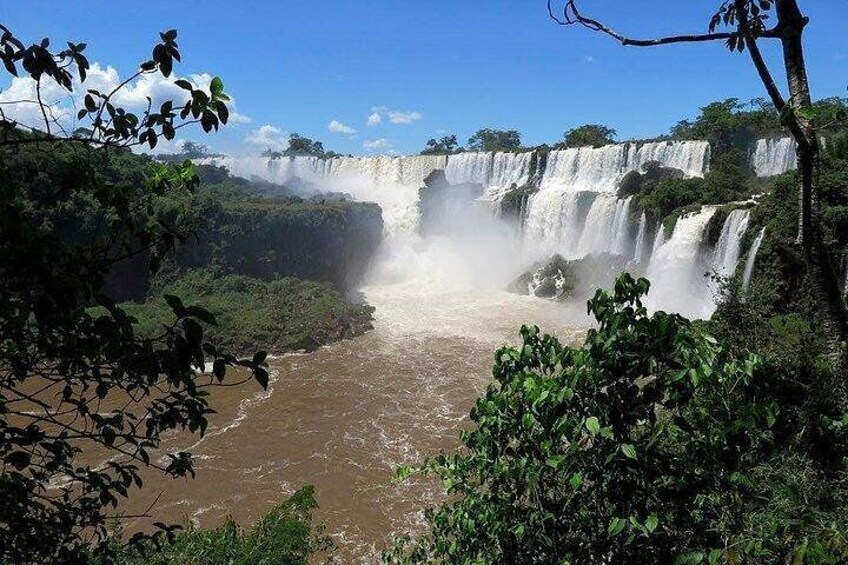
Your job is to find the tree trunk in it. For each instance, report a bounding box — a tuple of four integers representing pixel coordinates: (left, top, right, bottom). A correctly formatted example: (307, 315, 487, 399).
(777, 0, 847, 365)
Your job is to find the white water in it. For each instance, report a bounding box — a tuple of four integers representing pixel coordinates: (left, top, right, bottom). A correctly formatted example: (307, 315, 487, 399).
(633, 212, 649, 265)
(753, 137, 796, 177)
(538, 140, 710, 194)
(201, 138, 770, 319)
(711, 209, 751, 278)
(645, 207, 717, 319)
(742, 228, 767, 291)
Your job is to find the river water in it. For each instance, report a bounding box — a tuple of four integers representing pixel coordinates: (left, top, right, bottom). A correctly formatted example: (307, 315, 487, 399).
(120, 235, 589, 562)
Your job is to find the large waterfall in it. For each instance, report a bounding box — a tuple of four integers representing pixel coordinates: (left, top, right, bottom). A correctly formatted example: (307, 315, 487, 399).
(753, 137, 796, 177)
(200, 137, 778, 318)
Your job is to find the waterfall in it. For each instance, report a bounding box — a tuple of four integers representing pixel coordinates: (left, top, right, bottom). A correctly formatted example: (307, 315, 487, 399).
(539, 140, 710, 193)
(445, 151, 534, 203)
(753, 138, 796, 177)
(742, 228, 766, 291)
(711, 209, 751, 278)
(523, 140, 708, 257)
(611, 197, 633, 255)
(633, 212, 648, 264)
(645, 207, 717, 319)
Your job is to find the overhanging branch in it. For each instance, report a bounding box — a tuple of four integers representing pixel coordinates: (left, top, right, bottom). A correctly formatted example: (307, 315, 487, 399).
(548, 0, 781, 46)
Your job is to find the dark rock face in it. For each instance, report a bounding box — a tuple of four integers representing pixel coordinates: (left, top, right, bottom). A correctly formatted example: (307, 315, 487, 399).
(509, 253, 631, 301)
(508, 254, 575, 300)
(177, 199, 384, 291)
(417, 170, 483, 237)
(104, 199, 384, 301)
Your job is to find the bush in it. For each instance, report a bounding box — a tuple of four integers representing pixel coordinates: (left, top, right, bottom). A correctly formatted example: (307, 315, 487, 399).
(386, 274, 848, 564)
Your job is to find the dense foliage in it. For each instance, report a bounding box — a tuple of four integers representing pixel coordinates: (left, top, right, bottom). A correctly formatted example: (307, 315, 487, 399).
(387, 274, 848, 564)
(467, 128, 522, 152)
(125, 268, 374, 354)
(421, 134, 460, 155)
(558, 124, 617, 148)
(0, 26, 273, 563)
(261, 133, 341, 159)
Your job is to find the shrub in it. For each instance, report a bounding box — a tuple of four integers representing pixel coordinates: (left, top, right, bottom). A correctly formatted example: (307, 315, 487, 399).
(386, 274, 848, 564)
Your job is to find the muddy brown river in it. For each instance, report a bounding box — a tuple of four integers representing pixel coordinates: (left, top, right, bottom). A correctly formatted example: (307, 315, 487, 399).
(119, 242, 589, 562)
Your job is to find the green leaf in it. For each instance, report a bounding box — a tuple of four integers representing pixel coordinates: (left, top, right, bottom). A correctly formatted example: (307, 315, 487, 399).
(569, 472, 583, 489)
(645, 513, 658, 533)
(210, 76, 224, 96)
(607, 517, 626, 537)
(546, 455, 565, 469)
(585, 416, 600, 435)
(621, 443, 637, 460)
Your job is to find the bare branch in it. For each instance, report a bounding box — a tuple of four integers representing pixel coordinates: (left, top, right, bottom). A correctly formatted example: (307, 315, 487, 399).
(548, 0, 780, 46)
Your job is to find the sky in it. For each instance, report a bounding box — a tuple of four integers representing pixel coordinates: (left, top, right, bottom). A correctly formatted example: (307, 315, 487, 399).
(1, 1, 846, 156)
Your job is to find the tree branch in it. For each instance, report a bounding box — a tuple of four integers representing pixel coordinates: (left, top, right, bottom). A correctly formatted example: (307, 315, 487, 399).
(548, 0, 781, 46)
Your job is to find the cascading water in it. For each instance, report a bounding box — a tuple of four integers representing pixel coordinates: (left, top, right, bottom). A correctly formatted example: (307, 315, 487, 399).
(523, 140, 709, 261)
(753, 137, 796, 177)
(633, 212, 649, 265)
(645, 207, 717, 319)
(200, 137, 792, 319)
(742, 228, 767, 291)
(711, 209, 751, 278)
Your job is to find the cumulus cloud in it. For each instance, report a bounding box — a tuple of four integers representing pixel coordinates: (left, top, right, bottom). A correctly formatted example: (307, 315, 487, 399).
(363, 138, 392, 151)
(387, 110, 422, 124)
(244, 124, 288, 150)
(0, 62, 252, 144)
(328, 119, 356, 135)
(366, 107, 422, 126)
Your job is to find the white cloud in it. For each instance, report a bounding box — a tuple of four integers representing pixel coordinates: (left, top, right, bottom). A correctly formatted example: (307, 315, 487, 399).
(363, 138, 392, 151)
(366, 107, 422, 126)
(244, 124, 288, 149)
(328, 119, 356, 135)
(388, 110, 422, 125)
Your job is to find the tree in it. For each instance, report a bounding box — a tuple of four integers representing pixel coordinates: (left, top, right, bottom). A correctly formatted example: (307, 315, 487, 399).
(387, 274, 848, 564)
(180, 140, 209, 159)
(0, 24, 268, 563)
(421, 134, 459, 155)
(467, 128, 522, 152)
(560, 123, 617, 148)
(548, 0, 847, 364)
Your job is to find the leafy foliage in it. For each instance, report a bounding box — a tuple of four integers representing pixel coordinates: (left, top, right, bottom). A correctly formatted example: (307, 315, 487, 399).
(0, 24, 267, 563)
(558, 124, 617, 148)
(261, 133, 340, 159)
(467, 128, 522, 152)
(124, 268, 375, 354)
(387, 274, 848, 564)
(421, 134, 460, 155)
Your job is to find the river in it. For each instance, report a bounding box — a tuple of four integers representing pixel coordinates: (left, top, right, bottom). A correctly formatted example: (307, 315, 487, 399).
(120, 235, 590, 562)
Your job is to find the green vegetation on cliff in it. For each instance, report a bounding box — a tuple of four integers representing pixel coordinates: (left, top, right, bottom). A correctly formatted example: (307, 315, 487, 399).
(124, 268, 374, 354)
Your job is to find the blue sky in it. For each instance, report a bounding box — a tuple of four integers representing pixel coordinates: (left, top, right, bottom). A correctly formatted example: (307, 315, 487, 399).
(2, 1, 846, 156)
